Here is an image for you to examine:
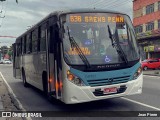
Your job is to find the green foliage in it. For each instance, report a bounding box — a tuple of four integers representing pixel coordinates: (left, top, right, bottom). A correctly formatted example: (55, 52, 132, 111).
(0, 46, 8, 55)
(7, 50, 12, 57)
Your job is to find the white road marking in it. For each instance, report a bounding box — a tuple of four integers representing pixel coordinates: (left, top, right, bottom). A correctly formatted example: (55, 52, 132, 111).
(122, 97, 160, 111)
(143, 75, 160, 78)
(0, 72, 32, 120)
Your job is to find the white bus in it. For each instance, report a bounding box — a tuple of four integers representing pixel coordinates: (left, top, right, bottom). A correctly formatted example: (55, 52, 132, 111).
(13, 9, 143, 104)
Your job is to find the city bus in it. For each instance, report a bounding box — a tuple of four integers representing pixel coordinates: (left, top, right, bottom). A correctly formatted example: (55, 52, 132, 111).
(12, 9, 143, 104)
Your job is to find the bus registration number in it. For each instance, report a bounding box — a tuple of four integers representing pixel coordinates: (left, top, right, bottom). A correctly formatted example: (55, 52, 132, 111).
(104, 87, 117, 94)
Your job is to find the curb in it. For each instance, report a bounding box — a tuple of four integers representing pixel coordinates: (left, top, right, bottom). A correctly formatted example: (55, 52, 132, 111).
(0, 72, 32, 120)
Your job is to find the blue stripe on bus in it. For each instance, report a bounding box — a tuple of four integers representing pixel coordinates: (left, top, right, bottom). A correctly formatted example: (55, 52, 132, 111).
(70, 62, 141, 86)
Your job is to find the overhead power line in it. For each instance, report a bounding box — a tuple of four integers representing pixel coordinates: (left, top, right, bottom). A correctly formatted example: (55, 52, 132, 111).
(0, 36, 16, 38)
(101, 0, 131, 9)
(91, 0, 119, 8)
(87, 0, 104, 8)
(87, 0, 117, 8)
(88, 0, 132, 10)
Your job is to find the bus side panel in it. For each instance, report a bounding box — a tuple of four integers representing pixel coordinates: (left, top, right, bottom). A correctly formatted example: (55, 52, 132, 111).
(23, 54, 32, 84)
(37, 52, 47, 90)
(12, 43, 21, 79)
(23, 53, 45, 91)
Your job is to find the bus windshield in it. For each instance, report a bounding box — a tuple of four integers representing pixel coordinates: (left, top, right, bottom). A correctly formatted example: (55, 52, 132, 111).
(62, 13, 139, 65)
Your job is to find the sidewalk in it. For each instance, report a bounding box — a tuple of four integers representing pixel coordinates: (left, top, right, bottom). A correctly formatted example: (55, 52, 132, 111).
(0, 75, 6, 111)
(0, 72, 23, 120)
(143, 69, 160, 76)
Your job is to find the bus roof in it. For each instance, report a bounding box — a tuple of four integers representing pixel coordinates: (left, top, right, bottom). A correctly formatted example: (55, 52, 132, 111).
(16, 8, 128, 41)
(55, 8, 126, 16)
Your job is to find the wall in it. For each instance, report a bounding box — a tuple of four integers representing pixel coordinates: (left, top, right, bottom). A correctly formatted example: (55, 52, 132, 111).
(133, 0, 160, 26)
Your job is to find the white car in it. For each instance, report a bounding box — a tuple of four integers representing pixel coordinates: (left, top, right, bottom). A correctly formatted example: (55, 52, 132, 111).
(3, 59, 12, 64)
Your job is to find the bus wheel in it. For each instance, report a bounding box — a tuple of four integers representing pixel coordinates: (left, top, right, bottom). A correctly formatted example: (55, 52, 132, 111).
(22, 70, 29, 87)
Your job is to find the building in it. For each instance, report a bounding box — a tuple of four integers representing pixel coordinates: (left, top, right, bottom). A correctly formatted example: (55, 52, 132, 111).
(133, 0, 160, 60)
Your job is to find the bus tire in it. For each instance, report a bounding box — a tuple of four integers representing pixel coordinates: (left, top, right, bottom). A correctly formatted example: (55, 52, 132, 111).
(22, 69, 29, 87)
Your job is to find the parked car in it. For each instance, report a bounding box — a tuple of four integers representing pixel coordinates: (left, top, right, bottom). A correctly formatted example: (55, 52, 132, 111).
(2, 59, 12, 64)
(141, 58, 160, 70)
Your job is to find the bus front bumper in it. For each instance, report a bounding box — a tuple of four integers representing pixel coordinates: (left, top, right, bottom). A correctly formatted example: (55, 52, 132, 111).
(62, 74, 143, 104)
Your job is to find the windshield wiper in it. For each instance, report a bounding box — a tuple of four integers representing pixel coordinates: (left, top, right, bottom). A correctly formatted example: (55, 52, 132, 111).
(67, 26, 91, 68)
(107, 25, 128, 64)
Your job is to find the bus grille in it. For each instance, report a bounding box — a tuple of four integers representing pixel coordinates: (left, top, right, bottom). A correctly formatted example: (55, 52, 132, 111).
(87, 76, 130, 87)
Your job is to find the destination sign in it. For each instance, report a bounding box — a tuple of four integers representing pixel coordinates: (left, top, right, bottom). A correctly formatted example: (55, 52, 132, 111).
(68, 14, 124, 23)
(68, 47, 91, 55)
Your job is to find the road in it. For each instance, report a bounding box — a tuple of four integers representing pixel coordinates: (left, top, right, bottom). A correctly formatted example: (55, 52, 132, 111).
(0, 64, 160, 120)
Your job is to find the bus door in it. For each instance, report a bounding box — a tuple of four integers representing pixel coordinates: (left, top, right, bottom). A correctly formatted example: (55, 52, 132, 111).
(47, 20, 62, 99)
(12, 43, 21, 79)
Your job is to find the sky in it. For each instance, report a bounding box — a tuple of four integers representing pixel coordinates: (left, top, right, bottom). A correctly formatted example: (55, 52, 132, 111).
(0, 0, 133, 47)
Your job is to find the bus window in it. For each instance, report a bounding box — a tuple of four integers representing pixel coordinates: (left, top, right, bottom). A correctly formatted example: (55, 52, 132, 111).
(24, 36, 26, 54)
(20, 38, 22, 55)
(22, 36, 26, 54)
(26, 33, 32, 53)
(49, 26, 54, 53)
(16, 42, 21, 57)
(40, 23, 47, 51)
(32, 28, 38, 52)
(37, 27, 41, 51)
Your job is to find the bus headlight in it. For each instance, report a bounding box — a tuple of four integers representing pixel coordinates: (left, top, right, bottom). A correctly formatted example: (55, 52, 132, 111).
(67, 70, 85, 86)
(133, 67, 142, 80)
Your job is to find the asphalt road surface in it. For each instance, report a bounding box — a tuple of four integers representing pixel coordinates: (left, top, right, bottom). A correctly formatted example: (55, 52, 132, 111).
(0, 64, 160, 120)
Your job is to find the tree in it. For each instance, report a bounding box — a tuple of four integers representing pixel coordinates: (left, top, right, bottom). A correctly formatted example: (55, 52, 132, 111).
(7, 50, 12, 60)
(0, 46, 8, 56)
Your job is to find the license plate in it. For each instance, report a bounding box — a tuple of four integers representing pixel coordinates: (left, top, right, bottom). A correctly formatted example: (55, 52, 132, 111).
(104, 87, 117, 94)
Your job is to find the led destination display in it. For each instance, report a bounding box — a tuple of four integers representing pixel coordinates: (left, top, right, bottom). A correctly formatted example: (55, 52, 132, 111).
(69, 13, 124, 23)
